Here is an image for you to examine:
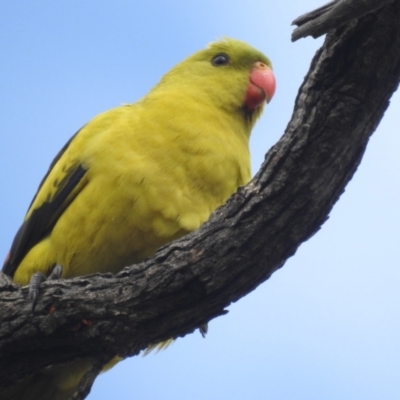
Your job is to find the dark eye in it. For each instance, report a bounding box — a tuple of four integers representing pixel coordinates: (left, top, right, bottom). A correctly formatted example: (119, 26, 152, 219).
(211, 53, 230, 66)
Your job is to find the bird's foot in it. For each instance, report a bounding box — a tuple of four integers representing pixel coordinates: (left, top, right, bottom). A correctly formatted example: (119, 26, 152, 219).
(199, 323, 208, 338)
(29, 264, 63, 311)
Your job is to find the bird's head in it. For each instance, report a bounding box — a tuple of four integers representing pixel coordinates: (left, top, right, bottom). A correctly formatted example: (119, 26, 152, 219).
(155, 38, 275, 127)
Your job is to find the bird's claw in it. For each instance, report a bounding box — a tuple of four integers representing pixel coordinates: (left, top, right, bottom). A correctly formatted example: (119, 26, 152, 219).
(199, 323, 208, 338)
(28, 264, 63, 311)
(29, 272, 46, 311)
(48, 264, 63, 280)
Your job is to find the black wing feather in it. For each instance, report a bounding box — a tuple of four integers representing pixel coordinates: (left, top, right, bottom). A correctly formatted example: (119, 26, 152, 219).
(26, 128, 83, 211)
(3, 129, 87, 278)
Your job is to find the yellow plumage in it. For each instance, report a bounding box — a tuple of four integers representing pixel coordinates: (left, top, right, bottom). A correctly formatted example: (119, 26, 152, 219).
(14, 100, 250, 283)
(2, 38, 275, 399)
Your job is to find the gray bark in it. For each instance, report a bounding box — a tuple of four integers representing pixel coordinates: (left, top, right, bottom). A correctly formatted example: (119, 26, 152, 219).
(292, 0, 398, 41)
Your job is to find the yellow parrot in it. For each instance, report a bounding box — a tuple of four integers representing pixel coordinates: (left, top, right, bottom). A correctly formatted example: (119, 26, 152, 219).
(2, 38, 275, 399)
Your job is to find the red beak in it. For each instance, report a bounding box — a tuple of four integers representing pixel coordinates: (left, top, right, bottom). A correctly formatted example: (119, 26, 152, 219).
(245, 62, 276, 110)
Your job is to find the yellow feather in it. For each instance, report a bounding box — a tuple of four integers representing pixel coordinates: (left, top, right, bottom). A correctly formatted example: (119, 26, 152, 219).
(4, 38, 274, 399)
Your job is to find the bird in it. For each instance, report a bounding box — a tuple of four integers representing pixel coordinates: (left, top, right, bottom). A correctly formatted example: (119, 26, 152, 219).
(2, 37, 276, 400)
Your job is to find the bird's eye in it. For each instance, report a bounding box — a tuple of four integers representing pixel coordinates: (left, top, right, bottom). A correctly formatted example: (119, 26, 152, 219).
(211, 53, 230, 66)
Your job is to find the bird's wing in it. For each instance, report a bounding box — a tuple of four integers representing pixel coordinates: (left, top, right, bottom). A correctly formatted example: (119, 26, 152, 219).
(3, 129, 88, 277)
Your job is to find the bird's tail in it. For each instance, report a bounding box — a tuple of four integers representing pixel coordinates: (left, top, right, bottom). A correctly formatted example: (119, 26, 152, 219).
(0, 359, 93, 400)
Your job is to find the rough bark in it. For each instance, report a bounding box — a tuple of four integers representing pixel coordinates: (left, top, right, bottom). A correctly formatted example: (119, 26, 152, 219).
(292, 0, 397, 41)
(1, 1, 400, 398)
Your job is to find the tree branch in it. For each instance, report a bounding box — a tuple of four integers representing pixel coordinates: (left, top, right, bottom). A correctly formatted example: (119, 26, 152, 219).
(291, 0, 398, 41)
(1, 1, 400, 397)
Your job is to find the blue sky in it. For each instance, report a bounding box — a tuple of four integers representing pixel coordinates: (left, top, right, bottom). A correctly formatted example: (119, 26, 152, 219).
(1, 1, 400, 399)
